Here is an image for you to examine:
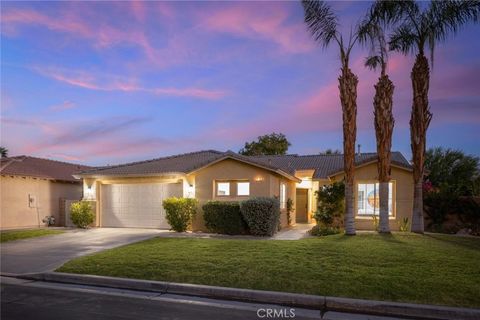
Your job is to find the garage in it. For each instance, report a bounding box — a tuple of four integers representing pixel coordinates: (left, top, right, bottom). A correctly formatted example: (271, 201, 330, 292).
(101, 182, 182, 228)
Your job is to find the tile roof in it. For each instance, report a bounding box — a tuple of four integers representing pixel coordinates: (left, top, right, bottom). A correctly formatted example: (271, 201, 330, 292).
(252, 152, 412, 179)
(78, 150, 411, 180)
(0, 156, 91, 182)
(77, 150, 224, 176)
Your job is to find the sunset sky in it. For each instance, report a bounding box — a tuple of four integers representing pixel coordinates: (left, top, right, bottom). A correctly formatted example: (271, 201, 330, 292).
(1, 1, 479, 166)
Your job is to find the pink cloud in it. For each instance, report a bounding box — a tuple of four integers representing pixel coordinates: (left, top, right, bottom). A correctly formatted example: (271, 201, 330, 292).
(34, 67, 227, 99)
(200, 4, 313, 54)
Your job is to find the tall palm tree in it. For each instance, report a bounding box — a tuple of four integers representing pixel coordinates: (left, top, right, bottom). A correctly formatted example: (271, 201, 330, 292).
(371, 0, 479, 233)
(358, 16, 394, 233)
(302, 0, 364, 235)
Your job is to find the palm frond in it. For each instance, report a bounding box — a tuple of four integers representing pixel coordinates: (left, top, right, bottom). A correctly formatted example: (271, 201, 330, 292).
(301, 0, 339, 48)
(389, 23, 418, 55)
(369, 0, 419, 26)
(426, 0, 480, 67)
(365, 55, 382, 71)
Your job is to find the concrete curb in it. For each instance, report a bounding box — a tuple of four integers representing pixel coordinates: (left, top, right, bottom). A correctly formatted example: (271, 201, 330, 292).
(14, 272, 480, 320)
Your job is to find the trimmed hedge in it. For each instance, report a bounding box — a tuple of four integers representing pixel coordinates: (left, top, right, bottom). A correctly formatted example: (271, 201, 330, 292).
(240, 197, 280, 236)
(202, 201, 248, 235)
(163, 197, 198, 232)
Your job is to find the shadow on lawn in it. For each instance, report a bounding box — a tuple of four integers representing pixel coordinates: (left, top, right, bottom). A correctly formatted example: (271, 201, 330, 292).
(335, 233, 404, 244)
(425, 233, 480, 251)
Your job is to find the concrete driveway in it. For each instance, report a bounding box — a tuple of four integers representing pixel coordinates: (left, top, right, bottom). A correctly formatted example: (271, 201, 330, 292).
(1, 228, 164, 275)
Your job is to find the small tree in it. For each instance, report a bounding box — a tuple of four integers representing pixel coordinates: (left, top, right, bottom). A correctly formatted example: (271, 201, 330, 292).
(162, 197, 198, 232)
(314, 182, 345, 228)
(239, 133, 291, 156)
(70, 201, 95, 228)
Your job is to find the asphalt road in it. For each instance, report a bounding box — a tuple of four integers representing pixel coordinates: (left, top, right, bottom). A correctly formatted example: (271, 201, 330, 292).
(1, 277, 321, 320)
(1, 277, 406, 320)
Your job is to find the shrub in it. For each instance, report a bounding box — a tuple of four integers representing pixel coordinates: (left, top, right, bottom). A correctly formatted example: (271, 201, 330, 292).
(162, 197, 198, 232)
(240, 197, 280, 236)
(203, 201, 248, 235)
(70, 201, 95, 228)
(286, 198, 294, 225)
(314, 182, 345, 228)
(398, 217, 410, 232)
(309, 225, 341, 236)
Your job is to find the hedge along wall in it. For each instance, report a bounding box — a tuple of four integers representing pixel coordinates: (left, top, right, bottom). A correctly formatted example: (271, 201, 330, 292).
(202, 201, 248, 235)
(240, 197, 280, 236)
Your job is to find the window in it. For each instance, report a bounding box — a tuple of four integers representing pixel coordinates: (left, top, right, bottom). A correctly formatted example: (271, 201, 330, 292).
(280, 183, 287, 209)
(237, 182, 250, 196)
(217, 182, 230, 196)
(357, 182, 393, 216)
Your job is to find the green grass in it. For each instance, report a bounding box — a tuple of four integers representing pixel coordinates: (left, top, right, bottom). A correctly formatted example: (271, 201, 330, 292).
(57, 233, 480, 308)
(0, 229, 65, 243)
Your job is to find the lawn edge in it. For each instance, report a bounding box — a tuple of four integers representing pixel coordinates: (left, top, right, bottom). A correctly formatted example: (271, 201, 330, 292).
(0, 230, 66, 243)
(13, 272, 480, 320)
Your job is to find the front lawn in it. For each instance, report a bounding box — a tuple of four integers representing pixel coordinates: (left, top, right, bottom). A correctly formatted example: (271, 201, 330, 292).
(57, 233, 480, 308)
(0, 229, 65, 243)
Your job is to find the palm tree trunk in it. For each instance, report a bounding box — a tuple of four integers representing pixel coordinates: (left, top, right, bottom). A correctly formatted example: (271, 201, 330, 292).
(374, 74, 394, 233)
(339, 67, 358, 236)
(410, 54, 432, 234)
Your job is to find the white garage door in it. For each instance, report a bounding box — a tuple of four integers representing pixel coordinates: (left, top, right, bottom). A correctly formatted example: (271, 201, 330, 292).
(101, 183, 182, 228)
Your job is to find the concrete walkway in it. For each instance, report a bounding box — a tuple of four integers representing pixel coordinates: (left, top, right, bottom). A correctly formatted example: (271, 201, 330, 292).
(1, 228, 164, 275)
(272, 223, 315, 240)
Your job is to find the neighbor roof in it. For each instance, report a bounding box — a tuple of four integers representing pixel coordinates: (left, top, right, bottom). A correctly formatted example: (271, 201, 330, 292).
(77, 150, 300, 181)
(0, 156, 91, 182)
(77, 150, 411, 181)
(253, 152, 412, 179)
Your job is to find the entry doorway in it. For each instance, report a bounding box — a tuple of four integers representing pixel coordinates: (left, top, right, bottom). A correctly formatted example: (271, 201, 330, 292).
(296, 189, 309, 223)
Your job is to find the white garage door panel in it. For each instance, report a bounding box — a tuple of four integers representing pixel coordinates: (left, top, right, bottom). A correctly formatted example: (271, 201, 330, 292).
(101, 183, 182, 228)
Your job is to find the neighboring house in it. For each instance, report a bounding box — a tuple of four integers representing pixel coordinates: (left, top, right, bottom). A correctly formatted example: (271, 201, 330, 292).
(0, 156, 90, 229)
(75, 150, 414, 231)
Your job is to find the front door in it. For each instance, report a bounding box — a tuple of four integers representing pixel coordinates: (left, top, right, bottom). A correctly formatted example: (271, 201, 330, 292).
(296, 189, 308, 223)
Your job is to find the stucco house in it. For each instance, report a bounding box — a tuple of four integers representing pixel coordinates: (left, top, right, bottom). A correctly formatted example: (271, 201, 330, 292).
(0, 156, 90, 229)
(75, 150, 414, 231)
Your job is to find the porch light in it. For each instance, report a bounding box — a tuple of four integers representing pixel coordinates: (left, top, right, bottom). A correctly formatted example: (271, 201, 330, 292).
(254, 176, 264, 182)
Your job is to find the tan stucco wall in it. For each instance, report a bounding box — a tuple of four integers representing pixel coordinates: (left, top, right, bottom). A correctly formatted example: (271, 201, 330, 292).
(0, 175, 82, 230)
(190, 159, 296, 231)
(329, 163, 414, 231)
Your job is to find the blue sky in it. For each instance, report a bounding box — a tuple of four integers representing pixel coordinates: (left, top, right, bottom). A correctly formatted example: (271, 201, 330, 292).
(1, 1, 479, 166)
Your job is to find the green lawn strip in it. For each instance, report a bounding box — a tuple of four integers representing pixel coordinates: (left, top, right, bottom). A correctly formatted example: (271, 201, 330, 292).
(57, 233, 480, 308)
(0, 229, 65, 243)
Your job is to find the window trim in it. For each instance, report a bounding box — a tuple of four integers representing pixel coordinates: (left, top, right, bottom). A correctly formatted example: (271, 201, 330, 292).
(355, 180, 396, 218)
(280, 183, 287, 209)
(216, 181, 231, 197)
(236, 181, 250, 196)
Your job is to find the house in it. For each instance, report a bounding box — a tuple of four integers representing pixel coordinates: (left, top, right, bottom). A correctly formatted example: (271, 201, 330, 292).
(0, 156, 90, 229)
(75, 150, 414, 231)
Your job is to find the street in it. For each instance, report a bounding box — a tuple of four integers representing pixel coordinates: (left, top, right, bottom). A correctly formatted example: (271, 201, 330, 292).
(1, 276, 405, 320)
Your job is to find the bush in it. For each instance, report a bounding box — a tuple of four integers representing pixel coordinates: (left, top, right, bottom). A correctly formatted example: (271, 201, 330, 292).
(240, 197, 280, 236)
(309, 225, 341, 236)
(314, 182, 345, 228)
(162, 197, 198, 232)
(70, 201, 95, 228)
(203, 201, 248, 235)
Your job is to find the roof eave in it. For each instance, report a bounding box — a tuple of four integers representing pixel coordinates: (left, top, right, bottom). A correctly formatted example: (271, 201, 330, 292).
(74, 171, 187, 179)
(326, 161, 413, 179)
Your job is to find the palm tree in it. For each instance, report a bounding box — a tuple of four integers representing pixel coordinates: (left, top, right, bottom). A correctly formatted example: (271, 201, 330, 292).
(302, 0, 364, 235)
(371, 0, 479, 233)
(358, 14, 395, 233)
(0, 146, 8, 158)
